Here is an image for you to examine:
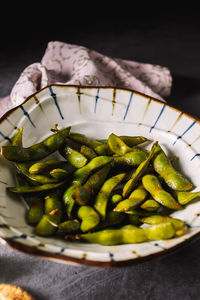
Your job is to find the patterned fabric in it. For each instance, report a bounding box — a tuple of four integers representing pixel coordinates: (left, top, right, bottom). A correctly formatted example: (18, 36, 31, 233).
(0, 41, 172, 118)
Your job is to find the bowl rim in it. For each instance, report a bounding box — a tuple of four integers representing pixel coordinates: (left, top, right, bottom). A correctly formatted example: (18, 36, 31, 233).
(1, 83, 200, 267)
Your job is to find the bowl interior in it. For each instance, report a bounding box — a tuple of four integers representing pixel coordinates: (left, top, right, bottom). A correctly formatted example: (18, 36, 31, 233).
(1, 85, 200, 264)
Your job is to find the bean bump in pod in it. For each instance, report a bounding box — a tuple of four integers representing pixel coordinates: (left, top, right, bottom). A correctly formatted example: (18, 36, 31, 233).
(142, 174, 182, 210)
(153, 146, 194, 191)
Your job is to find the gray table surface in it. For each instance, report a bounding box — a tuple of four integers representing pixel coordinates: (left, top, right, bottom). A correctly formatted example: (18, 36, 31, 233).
(1, 8, 200, 300)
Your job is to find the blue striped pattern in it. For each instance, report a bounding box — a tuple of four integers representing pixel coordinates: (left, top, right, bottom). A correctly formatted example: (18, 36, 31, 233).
(191, 153, 200, 161)
(123, 92, 134, 120)
(94, 88, 100, 113)
(153, 243, 166, 250)
(0, 131, 12, 143)
(173, 120, 196, 145)
(20, 106, 36, 128)
(49, 87, 64, 119)
(149, 104, 166, 133)
(109, 252, 114, 261)
(6, 233, 27, 240)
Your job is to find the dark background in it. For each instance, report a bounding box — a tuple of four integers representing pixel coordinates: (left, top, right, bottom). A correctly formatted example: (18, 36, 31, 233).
(1, 5, 200, 300)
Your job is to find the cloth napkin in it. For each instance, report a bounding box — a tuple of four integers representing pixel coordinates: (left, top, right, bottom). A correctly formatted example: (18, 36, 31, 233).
(0, 41, 172, 118)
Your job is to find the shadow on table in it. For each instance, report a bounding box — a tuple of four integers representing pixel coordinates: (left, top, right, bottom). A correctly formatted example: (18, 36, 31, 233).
(167, 74, 200, 119)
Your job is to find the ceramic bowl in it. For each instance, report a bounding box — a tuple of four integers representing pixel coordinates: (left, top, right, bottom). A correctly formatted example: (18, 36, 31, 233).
(1, 85, 200, 267)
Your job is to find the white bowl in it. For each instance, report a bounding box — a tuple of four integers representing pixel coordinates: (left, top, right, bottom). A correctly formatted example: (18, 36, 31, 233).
(1, 84, 200, 267)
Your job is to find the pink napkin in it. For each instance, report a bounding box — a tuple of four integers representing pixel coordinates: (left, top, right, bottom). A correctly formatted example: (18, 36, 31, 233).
(0, 41, 172, 118)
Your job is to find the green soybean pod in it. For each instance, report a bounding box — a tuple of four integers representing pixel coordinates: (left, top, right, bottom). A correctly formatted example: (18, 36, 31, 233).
(49, 168, 69, 180)
(140, 199, 160, 211)
(7, 181, 66, 194)
(144, 222, 176, 240)
(34, 215, 58, 236)
(72, 156, 113, 186)
(111, 194, 123, 205)
(1, 127, 71, 162)
(122, 141, 158, 198)
(35, 191, 62, 236)
(113, 185, 148, 212)
(27, 201, 43, 225)
(142, 174, 182, 210)
(62, 146, 88, 168)
(78, 206, 100, 232)
(119, 136, 150, 147)
(12, 128, 23, 147)
(15, 162, 60, 185)
(58, 219, 80, 233)
(94, 172, 126, 219)
(29, 159, 66, 175)
(108, 133, 134, 155)
(80, 145, 97, 160)
(69, 132, 102, 149)
(113, 148, 148, 167)
(73, 164, 112, 206)
(78, 227, 147, 245)
(63, 156, 113, 218)
(175, 191, 200, 205)
(141, 215, 185, 230)
(153, 149, 194, 191)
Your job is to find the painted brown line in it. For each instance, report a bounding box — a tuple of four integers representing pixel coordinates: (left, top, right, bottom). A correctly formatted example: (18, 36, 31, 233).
(167, 112, 183, 133)
(33, 95, 45, 114)
(112, 88, 116, 116)
(138, 98, 151, 126)
(76, 87, 82, 114)
(185, 135, 200, 149)
(0, 180, 8, 185)
(5, 117, 19, 130)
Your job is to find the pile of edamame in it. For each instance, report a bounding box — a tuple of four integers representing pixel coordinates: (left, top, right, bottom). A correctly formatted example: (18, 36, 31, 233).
(2, 126, 200, 246)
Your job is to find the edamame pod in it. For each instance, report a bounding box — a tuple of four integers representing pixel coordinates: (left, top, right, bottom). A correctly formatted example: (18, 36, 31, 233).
(35, 191, 62, 236)
(63, 184, 79, 219)
(95, 144, 113, 156)
(27, 201, 43, 225)
(153, 148, 194, 191)
(69, 132, 102, 149)
(80, 145, 97, 160)
(63, 156, 113, 217)
(1, 127, 71, 162)
(7, 181, 66, 193)
(49, 168, 69, 180)
(140, 199, 160, 211)
(58, 219, 80, 233)
(72, 156, 113, 185)
(29, 159, 66, 175)
(111, 194, 123, 205)
(119, 136, 150, 147)
(12, 128, 23, 147)
(77, 227, 147, 245)
(175, 191, 200, 205)
(16, 162, 60, 184)
(35, 215, 58, 236)
(123, 141, 158, 197)
(142, 174, 182, 210)
(94, 173, 126, 219)
(61, 146, 88, 168)
(113, 148, 148, 167)
(141, 215, 185, 230)
(114, 185, 148, 212)
(73, 164, 111, 206)
(144, 222, 176, 240)
(108, 133, 134, 155)
(78, 206, 100, 232)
